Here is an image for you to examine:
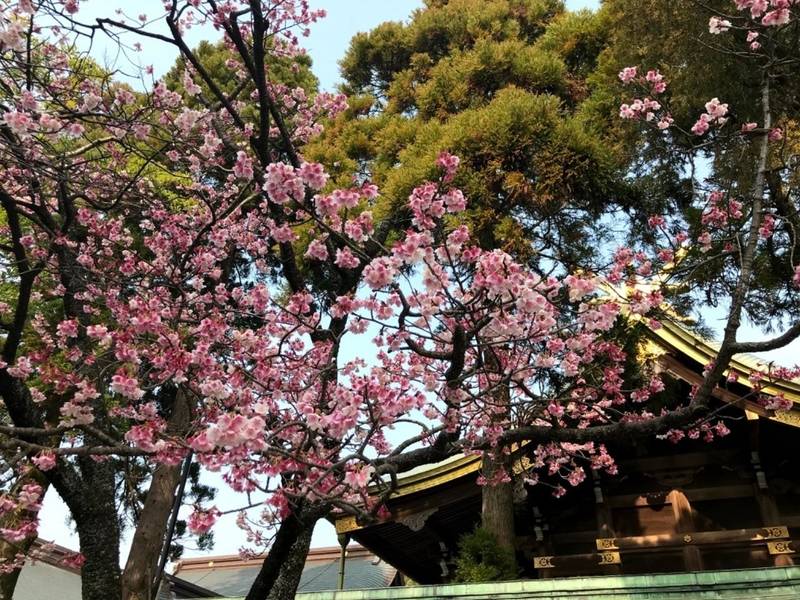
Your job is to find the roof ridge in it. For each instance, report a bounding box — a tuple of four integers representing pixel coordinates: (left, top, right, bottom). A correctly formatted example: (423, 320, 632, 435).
(173, 544, 374, 573)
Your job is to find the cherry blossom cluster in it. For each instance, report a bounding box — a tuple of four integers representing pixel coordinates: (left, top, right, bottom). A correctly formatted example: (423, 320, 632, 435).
(734, 0, 796, 26)
(709, 1, 796, 34)
(618, 68, 673, 130)
(516, 442, 617, 498)
(0, 481, 42, 544)
(621, 0, 798, 140)
(691, 97, 729, 135)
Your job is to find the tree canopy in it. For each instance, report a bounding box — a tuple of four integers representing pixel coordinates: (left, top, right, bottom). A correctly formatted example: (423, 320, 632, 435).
(309, 0, 629, 269)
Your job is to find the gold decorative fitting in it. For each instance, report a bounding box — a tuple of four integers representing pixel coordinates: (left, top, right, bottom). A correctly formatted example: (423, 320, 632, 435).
(596, 538, 619, 551)
(761, 526, 790, 539)
(533, 556, 554, 569)
(774, 410, 800, 428)
(683, 535, 693, 543)
(334, 515, 363, 534)
(767, 541, 795, 555)
(598, 551, 621, 565)
(512, 455, 533, 475)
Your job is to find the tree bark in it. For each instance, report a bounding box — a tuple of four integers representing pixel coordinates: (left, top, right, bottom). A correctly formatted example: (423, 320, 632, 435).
(72, 460, 122, 600)
(481, 450, 515, 552)
(121, 389, 192, 600)
(244, 503, 326, 600)
(120, 462, 182, 600)
(267, 518, 315, 600)
(480, 349, 515, 552)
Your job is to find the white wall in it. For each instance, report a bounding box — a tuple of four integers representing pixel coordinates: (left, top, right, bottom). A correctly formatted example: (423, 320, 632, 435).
(13, 561, 82, 600)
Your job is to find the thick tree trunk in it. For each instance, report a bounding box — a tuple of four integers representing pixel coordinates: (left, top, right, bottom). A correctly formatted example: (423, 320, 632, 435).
(120, 462, 182, 600)
(480, 349, 515, 551)
(481, 451, 515, 552)
(0, 470, 48, 600)
(245, 503, 326, 600)
(72, 460, 122, 600)
(121, 389, 192, 600)
(267, 519, 315, 600)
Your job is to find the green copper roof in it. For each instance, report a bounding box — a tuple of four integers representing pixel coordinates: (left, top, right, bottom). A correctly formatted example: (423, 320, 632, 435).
(174, 552, 396, 597)
(286, 566, 800, 600)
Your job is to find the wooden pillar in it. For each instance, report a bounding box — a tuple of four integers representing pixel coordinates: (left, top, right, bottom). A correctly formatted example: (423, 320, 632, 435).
(592, 471, 614, 537)
(592, 470, 621, 574)
(748, 414, 781, 522)
(531, 505, 555, 579)
(670, 490, 703, 571)
(748, 414, 793, 566)
(337, 533, 350, 591)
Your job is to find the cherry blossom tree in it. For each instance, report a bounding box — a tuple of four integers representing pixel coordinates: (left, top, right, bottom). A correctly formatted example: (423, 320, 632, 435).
(0, 2, 798, 600)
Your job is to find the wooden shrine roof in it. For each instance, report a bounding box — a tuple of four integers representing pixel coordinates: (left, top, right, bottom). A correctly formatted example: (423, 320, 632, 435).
(339, 320, 800, 511)
(331, 319, 800, 569)
(648, 319, 800, 427)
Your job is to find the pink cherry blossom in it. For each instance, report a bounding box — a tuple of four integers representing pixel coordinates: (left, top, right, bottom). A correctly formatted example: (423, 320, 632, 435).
(762, 8, 790, 25)
(709, 16, 732, 33)
(32, 453, 57, 471)
(334, 247, 360, 269)
(305, 238, 329, 260)
(61, 553, 86, 569)
(110, 373, 145, 400)
(436, 151, 460, 182)
(7, 357, 34, 379)
(363, 257, 398, 290)
(233, 151, 254, 180)
(187, 507, 219, 535)
(298, 162, 328, 190)
(2, 111, 33, 137)
(0, 20, 26, 52)
(704, 97, 729, 119)
(691, 115, 711, 135)
(618, 66, 637, 83)
(56, 319, 79, 338)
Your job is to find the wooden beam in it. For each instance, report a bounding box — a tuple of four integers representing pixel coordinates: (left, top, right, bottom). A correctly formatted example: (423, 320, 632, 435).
(347, 525, 445, 585)
(549, 530, 600, 545)
(747, 418, 793, 567)
(533, 551, 621, 571)
(781, 516, 800, 527)
(389, 480, 478, 520)
(659, 356, 755, 408)
(595, 526, 790, 551)
(749, 419, 782, 523)
(333, 479, 478, 534)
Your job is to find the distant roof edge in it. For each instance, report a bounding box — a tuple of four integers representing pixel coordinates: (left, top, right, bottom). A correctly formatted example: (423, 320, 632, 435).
(28, 538, 81, 573)
(173, 544, 375, 574)
(163, 573, 221, 598)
